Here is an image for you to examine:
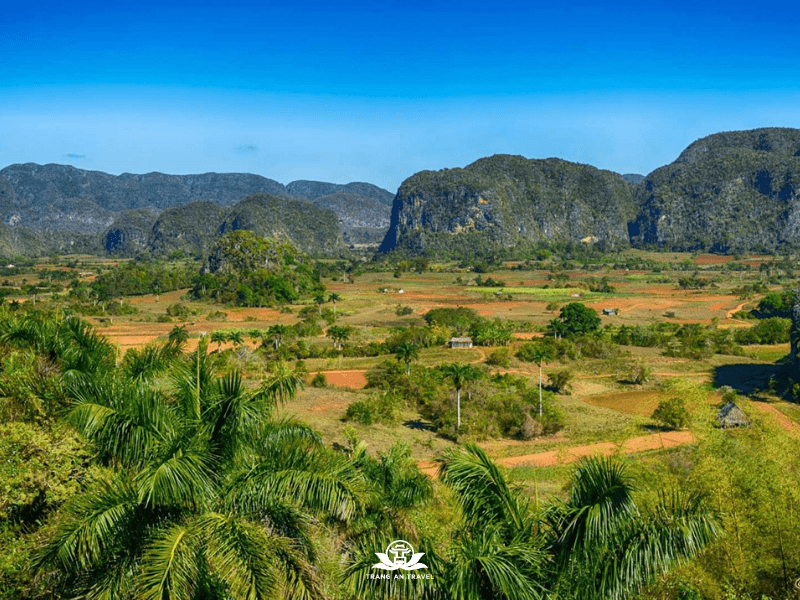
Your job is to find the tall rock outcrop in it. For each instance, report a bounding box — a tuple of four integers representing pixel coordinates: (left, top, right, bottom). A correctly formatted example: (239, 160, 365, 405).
(630, 128, 800, 253)
(379, 155, 637, 256)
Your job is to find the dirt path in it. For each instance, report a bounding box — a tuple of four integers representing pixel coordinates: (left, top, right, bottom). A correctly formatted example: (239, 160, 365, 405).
(417, 430, 696, 476)
(748, 402, 800, 437)
(726, 301, 749, 320)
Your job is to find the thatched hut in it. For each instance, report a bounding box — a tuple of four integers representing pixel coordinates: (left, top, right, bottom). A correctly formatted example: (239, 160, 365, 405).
(716, 401, 750, 428)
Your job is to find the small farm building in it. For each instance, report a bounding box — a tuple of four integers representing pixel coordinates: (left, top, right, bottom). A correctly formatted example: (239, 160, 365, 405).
(449, 337, 473, 349)
(717, 401, 750, 428)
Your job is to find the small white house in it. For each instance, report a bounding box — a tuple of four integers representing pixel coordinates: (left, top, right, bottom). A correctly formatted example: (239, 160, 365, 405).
(449, 337, 473, 349)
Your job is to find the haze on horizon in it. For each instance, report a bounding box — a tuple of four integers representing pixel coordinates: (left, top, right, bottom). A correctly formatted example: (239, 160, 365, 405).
(4, 0, 800, 193)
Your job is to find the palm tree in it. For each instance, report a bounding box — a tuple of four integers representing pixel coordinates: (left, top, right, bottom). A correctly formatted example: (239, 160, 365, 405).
(343, 442, 434, 600)
(120, 340, 176, 384)
(313, 292, 326, 316)
(37, 342, 368, 600)
(544, 456, 719, 599)
(393, 341, 419, 376)
(435, 445, 719, 600)
(517, 342, 555, 416)
(326, 325, 350, 350)
(436, 443, 547, 600)
(210, 329, 227, 352)
(167, 324, 190, 349)
(267, 324, 289, 350)
(227, 329, 244, 349)
(327, 292, 341, 318)
(442, 362, 481, 430)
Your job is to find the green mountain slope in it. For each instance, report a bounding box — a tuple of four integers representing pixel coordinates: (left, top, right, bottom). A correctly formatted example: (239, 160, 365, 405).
(379, 154, 637, 256)
(631, 128, 800, 253)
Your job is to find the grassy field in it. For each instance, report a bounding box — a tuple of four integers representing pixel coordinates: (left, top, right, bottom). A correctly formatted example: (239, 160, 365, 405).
(12, 249, 800, 492)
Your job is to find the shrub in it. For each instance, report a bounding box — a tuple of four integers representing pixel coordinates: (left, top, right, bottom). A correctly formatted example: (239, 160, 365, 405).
(395, 304, 414, 316)
(165, 303, 190, 319)
(343, 393, 401, 425)
(625, 362, 652, 385)
(485, 347, 511, 368)
(652, 397, 690, 430)
(548, 369, 574, 394)
(310, 372, 327, 388)
(733, 317, 790, 344)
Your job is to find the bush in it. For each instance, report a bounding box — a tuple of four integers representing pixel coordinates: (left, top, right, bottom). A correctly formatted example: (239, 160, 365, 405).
(625, 362, 652, 385)
(485, 347, 511, 368)
(733, 317, 790, 344)
(395, 304, 414, 316)
(548, 369, 574, 394)
(310, 372, 327, 388)
(343, 393, 402, 425)
(165, 303, 190, 319)
(652, 397, 690, 430)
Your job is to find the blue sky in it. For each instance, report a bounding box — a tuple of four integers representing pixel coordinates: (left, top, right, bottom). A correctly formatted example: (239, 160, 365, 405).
(3, 0, 800, 192)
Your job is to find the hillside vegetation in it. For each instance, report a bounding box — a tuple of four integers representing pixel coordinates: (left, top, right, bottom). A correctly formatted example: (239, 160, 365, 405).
(0, 164, 392, 258)
(632, 128, 800, 253)
(380, 128, 800, 258)
(380, 154, 638, 257)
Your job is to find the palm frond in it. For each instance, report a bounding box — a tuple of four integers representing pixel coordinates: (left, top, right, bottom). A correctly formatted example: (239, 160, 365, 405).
(228, 452, 368, 522)
(438, 443, 528, 536)
(135, 444, 216, 509)
(35, 475, 140, 575)
(262, 363, 304, 405)
(580, 490, 718, 600)
(122, 342, 176, 384)
(545, 456, 637, 562)
(67, 376, 174, 467)
(258, 417, 323, 448)
(198, 512, 279, 600)
(446, 528, 547, 600)
(170, 350, 218, 422)
(138, 522, 201, 600)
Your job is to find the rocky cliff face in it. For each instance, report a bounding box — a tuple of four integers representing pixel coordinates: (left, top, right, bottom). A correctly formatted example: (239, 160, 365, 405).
(380, 155, 637, 255)
(219, 194, 344, 256)
(0, 163, 392, 256)
(0, 163, 292, 234)
(101, 195, 345, 258)
(631, 128, 800, 253)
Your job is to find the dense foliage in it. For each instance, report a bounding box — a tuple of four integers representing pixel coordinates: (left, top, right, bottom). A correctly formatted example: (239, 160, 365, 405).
(87, 260, 196, 299)
(191, 231, 325, 306)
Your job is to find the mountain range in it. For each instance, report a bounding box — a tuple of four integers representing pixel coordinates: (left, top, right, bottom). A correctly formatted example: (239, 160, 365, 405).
(381, 128, 800, 257)
(3, 127, 800, 259)
(0, 164, 393, 257)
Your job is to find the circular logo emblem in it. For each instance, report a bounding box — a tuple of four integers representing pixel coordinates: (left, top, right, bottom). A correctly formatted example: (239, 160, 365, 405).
(371, 539, 428, 571)
(386, 540, 414, 565)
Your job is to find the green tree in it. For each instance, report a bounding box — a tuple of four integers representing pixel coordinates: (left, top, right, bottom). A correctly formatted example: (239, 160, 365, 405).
(266, 324, 289, 350)
(554, 302, 601, 338)
(314, 292, 326, 316)
(442, 362, 482, 430)
(227, 329, 244, 348)
(36, 347, 366, 599)
(436, 446, 718, 600)
(210, 329, 227, 352)
(516, 342, 556, 416)
(326, 325, 351, 350)
(393, 342, 419, 376)
(651, 396, 690, 430)
(327, 292, 341, 318)
(167, 324, 190, 350)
